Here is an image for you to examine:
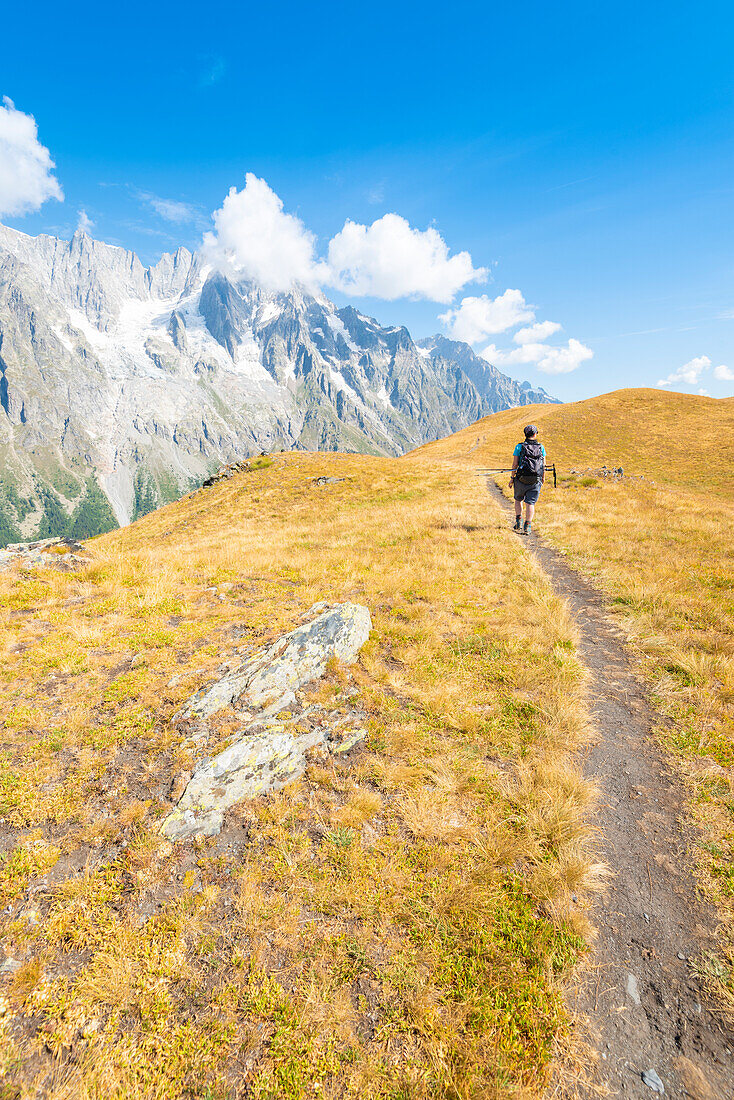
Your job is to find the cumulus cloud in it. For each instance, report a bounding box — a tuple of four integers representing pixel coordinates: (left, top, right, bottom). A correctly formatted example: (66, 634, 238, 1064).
(0, 96, 63, 218)
(481, 343, 539, 367)
(204, 176, 486, 301)
(327, 214, 485, 302)
(657, 355, 710, 386)
(658, 356, 734, 389)
(77, 209, 93, 232)
(482, 337, 593, 375)
(439, 290, 534, 343)
(514, 320, 562, 344)
(534, 339, 594, 374)
(438, 287, 592, 375)
(203, 174, 326, 292)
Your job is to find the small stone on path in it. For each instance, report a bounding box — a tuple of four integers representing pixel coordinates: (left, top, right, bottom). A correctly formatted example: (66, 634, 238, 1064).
(625, 973, 641, 1005)
(641, 1068, 665, 1093)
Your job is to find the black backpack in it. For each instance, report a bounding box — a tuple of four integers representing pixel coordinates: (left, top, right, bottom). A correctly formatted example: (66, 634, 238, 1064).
(517, 440, 544, 480)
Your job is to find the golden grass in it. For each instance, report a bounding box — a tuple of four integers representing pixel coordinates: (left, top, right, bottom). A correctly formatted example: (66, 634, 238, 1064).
(0, 452, 598, 1099)
(415, 387, 734, 995)
(414, 387, 734, 498)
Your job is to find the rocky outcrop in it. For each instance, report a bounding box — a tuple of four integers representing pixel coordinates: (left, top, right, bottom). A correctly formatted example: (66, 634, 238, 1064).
(0, 537, 86, 572)
(163, 707, 367, 840)
(201, 459, 257, 488)
(162, 603, 372, 839)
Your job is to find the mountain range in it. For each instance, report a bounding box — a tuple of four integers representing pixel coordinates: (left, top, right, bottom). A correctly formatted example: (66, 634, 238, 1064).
(0, 223, 556, 544)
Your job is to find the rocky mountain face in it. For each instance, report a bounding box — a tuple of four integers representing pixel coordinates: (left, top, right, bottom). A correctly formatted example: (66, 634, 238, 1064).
(0, 224, 557, 544)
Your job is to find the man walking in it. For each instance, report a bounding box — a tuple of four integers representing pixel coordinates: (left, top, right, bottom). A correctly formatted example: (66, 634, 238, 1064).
(509, 424, 545, 535)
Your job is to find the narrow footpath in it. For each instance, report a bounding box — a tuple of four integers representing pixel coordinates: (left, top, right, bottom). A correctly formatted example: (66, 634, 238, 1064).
(486, 480, 734, 1100)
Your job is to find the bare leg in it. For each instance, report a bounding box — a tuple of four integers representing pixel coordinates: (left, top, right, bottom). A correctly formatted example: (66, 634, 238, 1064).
(525, 502, 535, 524)
(515, 499, 522, 518)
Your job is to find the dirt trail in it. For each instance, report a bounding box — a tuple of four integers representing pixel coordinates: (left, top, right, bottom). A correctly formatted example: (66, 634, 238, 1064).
(486, 480, 734, 1100)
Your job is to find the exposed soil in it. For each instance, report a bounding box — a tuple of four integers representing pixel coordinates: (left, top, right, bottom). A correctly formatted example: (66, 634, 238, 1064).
(487, 480, 734, 1100)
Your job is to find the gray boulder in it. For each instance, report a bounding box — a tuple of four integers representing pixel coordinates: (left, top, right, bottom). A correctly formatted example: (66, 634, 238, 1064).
(180, 602, 372, 720)
(162, 603, 372, 839)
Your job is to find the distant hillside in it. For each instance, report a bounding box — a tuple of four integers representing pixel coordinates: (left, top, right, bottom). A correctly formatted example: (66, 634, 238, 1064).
(411, 388, 734, 497)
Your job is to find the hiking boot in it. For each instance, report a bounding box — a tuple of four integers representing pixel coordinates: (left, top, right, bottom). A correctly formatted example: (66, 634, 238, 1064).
(523, 521, 532, 536)
(513, 517, 522, 531)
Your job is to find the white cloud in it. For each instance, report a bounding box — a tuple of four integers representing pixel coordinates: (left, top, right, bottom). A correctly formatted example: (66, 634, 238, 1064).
(77, 209, 93, 232)
(0, 97, 63, 217)
(203, 174, 326, 292)
(713, 363, 734, 381)
(439, 290, 534, 343)
(534, 339, 594, 374)
(442, 291, 591, 374)
(657, 355, 710, 387)
(482, 337, 593, 375)
(514, 320, 562, 344)
(327, 214, 485, 302)
(481, 342, 540, 367)
(139, 192, 200, 224)
(204, 177, 486, 301)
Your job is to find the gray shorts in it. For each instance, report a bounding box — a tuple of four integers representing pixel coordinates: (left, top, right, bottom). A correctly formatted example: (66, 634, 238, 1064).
(513, 478, 542, 505)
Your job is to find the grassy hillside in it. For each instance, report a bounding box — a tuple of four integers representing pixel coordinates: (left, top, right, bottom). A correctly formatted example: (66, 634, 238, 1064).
(415, 387, 734, 497)
(416, 387, 734, 992)
(0, 453, 598, 1098)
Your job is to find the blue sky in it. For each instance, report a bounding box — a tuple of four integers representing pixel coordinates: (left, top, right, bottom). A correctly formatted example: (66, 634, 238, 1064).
(2, 0, 734, 400)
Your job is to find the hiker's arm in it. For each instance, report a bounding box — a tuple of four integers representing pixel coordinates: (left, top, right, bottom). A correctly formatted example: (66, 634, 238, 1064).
(508, 455, 518, 488)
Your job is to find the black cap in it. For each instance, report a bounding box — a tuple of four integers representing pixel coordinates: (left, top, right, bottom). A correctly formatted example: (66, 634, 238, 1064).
(524, 424, 538, 437)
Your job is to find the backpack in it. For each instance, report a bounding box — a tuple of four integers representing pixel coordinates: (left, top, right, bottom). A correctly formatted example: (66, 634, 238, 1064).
(516, 440, 544, 480)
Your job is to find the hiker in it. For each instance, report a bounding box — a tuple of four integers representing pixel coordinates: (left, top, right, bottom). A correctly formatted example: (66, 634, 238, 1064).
(509, 424, 546, 535)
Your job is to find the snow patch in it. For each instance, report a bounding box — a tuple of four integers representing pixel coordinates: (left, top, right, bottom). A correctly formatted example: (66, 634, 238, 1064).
(325, 312, 360, 355)
(52, 325, 75, 353)
(67, 308, 111, 352)
(257, 301, 281, 326)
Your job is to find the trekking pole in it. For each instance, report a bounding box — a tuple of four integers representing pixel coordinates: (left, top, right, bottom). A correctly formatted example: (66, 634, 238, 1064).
(479, 465, 557, 487)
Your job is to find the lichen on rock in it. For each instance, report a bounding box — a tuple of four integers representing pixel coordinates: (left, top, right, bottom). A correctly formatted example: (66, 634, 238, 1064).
(162, 602, 372, 840)
(180, 601, 372, 720)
